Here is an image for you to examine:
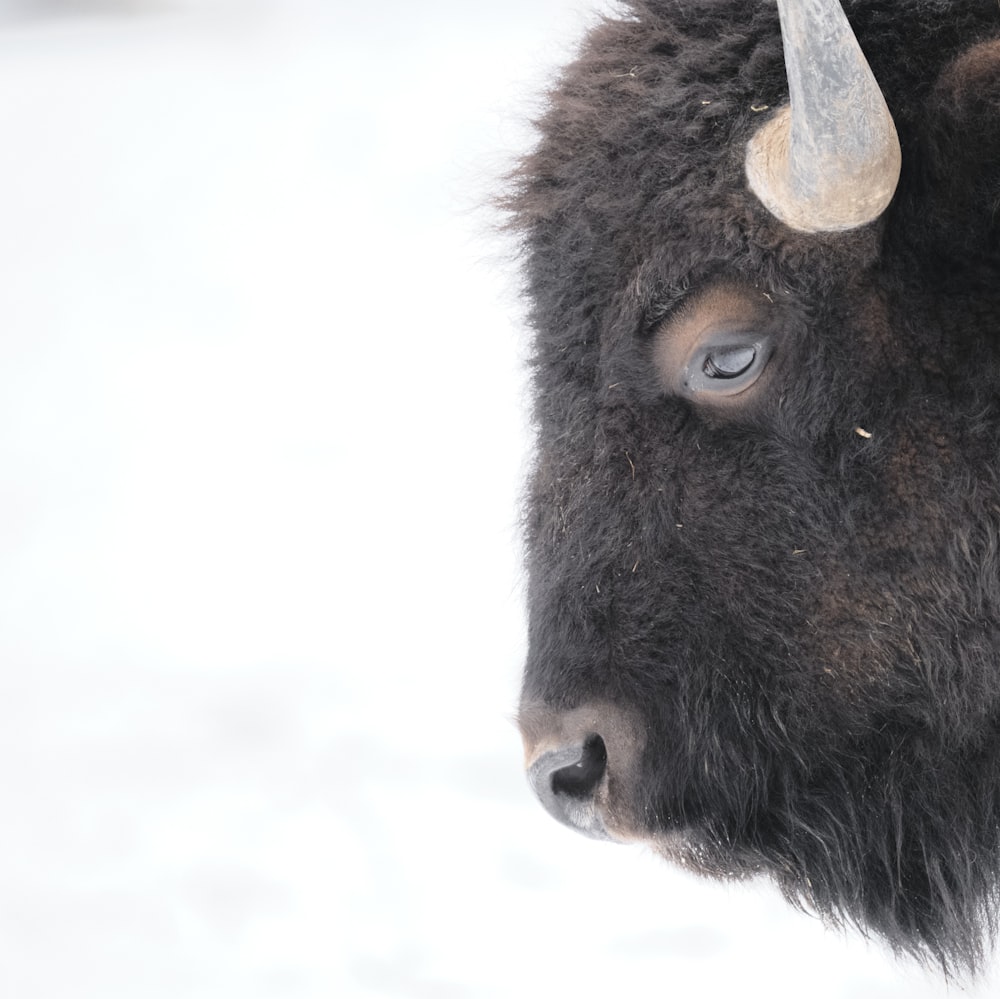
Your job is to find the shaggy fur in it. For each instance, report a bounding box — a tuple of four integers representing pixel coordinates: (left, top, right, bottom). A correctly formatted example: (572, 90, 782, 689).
(506, 0, 1000, 976)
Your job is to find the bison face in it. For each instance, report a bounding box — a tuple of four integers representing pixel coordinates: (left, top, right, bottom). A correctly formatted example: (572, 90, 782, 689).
(510, 0, 1000, 975)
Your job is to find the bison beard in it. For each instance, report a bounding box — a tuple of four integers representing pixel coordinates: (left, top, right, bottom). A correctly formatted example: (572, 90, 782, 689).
(505, 0, 1000, 978)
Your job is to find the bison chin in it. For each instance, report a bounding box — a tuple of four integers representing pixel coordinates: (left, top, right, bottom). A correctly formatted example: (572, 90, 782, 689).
(661, 748, 1000, 976)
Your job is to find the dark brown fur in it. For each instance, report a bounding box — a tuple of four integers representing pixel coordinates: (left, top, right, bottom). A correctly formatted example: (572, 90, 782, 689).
(507, 0, 1000, 975)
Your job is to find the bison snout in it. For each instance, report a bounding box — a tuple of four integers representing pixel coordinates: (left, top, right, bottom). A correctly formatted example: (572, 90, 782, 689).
(519, 699, 645, 842)
(527, 734, 611, 839)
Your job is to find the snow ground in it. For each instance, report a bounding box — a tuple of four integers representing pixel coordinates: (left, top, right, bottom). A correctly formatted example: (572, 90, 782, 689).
(0, 1, 995, 996)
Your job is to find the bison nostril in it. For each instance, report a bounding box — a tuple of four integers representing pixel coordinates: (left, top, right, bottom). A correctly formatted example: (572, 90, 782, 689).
(550, 734, 608, 799)
(527, 734, 612, 840)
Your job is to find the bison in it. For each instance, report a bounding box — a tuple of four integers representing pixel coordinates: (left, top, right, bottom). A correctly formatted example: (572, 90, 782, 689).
(507, 0, 1000, 976)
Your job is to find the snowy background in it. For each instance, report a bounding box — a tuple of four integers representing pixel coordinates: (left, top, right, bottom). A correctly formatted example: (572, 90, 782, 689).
(0, 0, 995, 996)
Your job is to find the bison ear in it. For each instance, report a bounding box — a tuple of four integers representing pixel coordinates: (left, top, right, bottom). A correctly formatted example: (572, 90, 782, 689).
(745, 0, 900, 233)
(915, 40, 1000, 253)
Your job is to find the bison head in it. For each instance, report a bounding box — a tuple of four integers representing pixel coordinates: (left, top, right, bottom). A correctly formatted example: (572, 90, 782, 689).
(508, 0, 1000, 975)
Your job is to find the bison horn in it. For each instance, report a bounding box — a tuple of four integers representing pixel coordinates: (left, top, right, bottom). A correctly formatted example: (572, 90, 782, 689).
(745, 0, 901, 232)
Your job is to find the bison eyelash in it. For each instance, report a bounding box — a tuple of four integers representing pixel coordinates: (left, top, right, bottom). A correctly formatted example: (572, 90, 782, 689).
(641, 291, 693, 337)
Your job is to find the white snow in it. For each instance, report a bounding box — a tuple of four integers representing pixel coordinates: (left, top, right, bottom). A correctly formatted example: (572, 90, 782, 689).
(0, 1, 994, 996)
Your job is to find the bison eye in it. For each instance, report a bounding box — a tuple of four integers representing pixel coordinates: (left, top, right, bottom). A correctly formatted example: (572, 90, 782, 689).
(651, 285, 776, 403)
(682, 332, 772, 398)
(703, 345, 756, 379)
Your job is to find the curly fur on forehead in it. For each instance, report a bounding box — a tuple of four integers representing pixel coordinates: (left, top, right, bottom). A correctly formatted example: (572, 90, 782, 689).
(505, 0, 1000, 977)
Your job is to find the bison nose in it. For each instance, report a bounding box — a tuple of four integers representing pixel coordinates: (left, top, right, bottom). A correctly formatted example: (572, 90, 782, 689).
(527, 733, 611, 840)
(519, 699, 644, 842)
